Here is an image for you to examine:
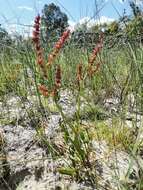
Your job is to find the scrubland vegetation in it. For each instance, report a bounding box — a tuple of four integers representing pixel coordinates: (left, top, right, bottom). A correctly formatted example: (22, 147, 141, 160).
(0, 1, 143, 190)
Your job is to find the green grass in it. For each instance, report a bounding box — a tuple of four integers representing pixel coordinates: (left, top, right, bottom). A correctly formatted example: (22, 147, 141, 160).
(0, 31, 143, 189)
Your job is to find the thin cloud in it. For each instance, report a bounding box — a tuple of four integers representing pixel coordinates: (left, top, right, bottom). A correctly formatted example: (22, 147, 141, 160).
(105, 0, 126, 4)
(96, 16, 115, 25)
(68, 20, 76, 32)
(68, 16, 115, 32)
(38, 0, 42, 4)
(79, 16, 114, 27)
(18, 6, 34, 11)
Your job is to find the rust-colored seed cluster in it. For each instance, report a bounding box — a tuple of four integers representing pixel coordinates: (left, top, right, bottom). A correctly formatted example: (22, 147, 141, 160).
(38, 84, 49, 97)
(33, 14, 104, 97)
(88, 33, 103, 77)
(88, 43, 103, 65)
(76, 63, 83, 85)
(50, 65, 62, 97)
(32, 15, 71, 97)
(32, 15, 47, 78)
(48, 30, 70, 65)
(32, 15, 40, 44)
(55, 65, 61, 88)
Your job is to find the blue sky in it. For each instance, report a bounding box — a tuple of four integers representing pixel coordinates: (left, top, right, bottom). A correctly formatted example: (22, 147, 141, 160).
(0, 0, 132, 34)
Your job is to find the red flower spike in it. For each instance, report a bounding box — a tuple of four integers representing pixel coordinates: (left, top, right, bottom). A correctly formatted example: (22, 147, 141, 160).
(38, 85, 49, 97)
(77, 63, 83, 82)
(88, 33, 103, 77)
(48, 29, 70, 66)
(32, 15, 47, 79)
(55, 65, 61, 88)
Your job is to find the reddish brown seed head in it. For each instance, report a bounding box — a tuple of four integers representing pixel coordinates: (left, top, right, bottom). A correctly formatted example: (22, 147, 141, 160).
(87, 33, 103, 77)
(48, 29, 70, 66)
(32, 15, 41, 43)
(55, 65, 61, 88)
(38, 84, 49, 97)
(77, 63, 83, 82)
(50, 87, 58, 97)
(32, 15, 47, 79)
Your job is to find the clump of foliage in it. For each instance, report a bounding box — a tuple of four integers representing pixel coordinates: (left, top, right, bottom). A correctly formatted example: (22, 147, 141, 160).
(41, 3, 68, 45)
